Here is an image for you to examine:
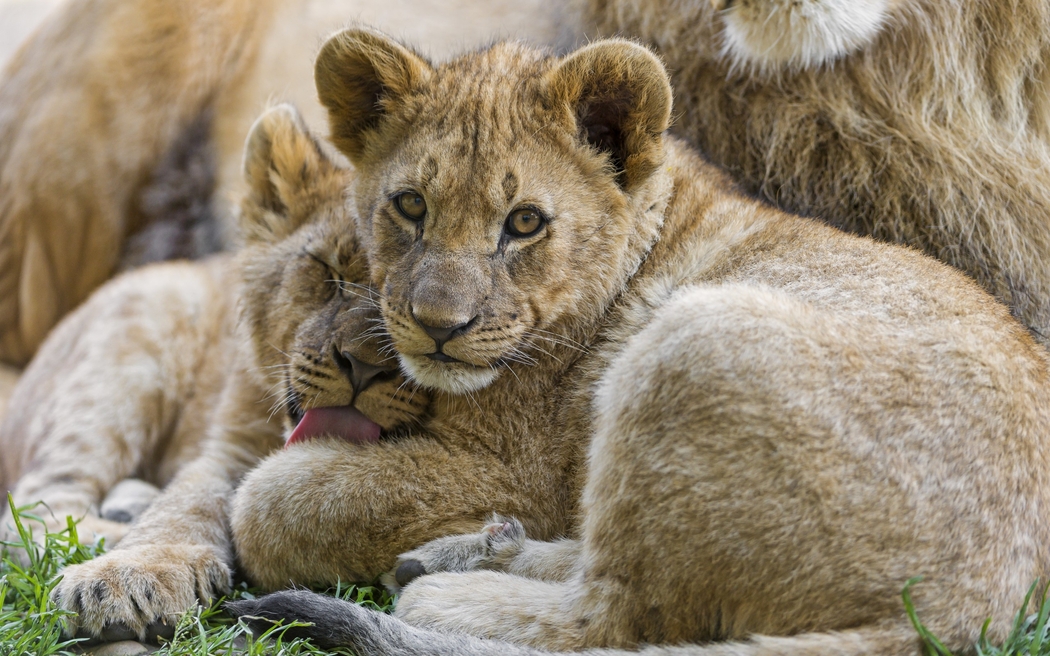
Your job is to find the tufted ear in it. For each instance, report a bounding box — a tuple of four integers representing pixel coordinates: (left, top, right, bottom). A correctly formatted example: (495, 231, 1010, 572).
(315, 28, 433, 163)
(239, 103, 345, 244)
(545, 39, 672, 192)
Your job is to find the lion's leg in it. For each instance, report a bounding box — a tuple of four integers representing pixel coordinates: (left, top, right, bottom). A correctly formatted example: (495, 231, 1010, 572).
(565, 285, 1014, 650)
(0, 259, 231, 548)
(230, 435, 573, 591)
(382, 515, 582, 593)
(391, 574, 921, 654)
(0, 0, 276, 366)
(49, 367, 285, 640)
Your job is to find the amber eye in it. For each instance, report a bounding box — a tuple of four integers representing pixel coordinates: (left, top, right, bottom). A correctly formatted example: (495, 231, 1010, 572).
(394, 192, 427, 221)
(505, 207, 546, 238)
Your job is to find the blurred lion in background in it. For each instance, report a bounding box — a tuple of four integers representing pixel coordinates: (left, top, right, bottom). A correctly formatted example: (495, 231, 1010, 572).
(587, 0, 1050, 344)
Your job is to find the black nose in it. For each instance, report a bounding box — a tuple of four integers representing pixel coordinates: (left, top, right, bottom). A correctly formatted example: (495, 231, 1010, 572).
(333, 348, 398, 396)
(413, 315, 477, 351)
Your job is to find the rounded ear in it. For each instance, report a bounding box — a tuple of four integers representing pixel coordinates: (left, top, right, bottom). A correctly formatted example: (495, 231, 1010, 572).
(545, 40, 672, 192)
(315, 28, 433, 163)
(240, 103, 343, 244)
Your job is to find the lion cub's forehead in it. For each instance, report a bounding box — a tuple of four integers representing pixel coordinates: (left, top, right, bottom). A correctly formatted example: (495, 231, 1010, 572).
(383, 44, 582, 214)
(431, 43, 552, 102)
(412, 44, 556, 143)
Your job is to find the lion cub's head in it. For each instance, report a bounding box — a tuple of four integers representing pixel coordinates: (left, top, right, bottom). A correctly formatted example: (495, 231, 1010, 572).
(237, 104, 428, 442)
(313, 32, 674, 393)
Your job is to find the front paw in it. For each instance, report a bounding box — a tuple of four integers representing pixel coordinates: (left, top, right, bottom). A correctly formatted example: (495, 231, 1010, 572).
(382, 515, 526, 593)
(51, 544, 231, 639)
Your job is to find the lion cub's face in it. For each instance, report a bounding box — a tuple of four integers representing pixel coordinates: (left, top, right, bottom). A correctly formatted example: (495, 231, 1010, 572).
(314, 33, 672, 393)
(238, 106, 428, 439)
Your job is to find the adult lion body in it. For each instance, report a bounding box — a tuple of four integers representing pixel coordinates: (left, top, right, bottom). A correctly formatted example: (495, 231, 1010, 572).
(224, 32, 1050, 655)
(585, 0, 1050, 343)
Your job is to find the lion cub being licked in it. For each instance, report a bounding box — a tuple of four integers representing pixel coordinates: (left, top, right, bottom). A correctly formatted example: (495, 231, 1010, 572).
(3, 104, 427, 639)
(228, 31, 1050, 655)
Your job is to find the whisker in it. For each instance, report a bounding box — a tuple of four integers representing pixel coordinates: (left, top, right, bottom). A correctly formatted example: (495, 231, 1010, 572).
(268, 388, 294, 422)
(503, 360, 523, 384)
(329, 280, 382, 306)
(254, 362, 298, 372)
(392, 376, 413, 397)
(520, 339, 562, 365)
(525, 328, 589, 353)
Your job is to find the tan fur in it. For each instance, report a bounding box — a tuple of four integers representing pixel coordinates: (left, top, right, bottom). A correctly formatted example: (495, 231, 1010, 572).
(6, 0, 1050, 362)
(0, 255, 237, 545)
(0, 105, 426, 638)
(0, 0, 273, 366)
(231, 33, 1050, 655)
(586, 0, 1050, 344)
(0, 0, 579, 367)
(0, 364, 17, 419)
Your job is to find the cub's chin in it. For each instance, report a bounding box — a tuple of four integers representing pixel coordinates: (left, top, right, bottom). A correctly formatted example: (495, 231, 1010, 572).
(399, 354, 500, 394)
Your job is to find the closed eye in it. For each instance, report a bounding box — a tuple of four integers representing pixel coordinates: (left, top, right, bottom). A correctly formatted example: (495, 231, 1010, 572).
(308, 252, 351, 299)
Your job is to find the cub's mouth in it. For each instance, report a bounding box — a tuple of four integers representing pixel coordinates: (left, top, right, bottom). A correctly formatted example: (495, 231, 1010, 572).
(282, 388, 383, 447)
(398, 352, 501, 394)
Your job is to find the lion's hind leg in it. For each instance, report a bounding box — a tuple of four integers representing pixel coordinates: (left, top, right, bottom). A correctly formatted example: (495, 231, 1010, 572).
(572, 283, 1022, 650)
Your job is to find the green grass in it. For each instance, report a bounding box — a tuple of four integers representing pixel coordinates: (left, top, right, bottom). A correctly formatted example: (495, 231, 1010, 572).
(904, 576, 1050, 656)
(5, 496, 1050, 656)
(0, 497, 393, 655)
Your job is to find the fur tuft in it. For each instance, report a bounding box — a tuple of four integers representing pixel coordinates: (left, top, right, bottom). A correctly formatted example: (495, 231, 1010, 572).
(718, 0, 894, 72)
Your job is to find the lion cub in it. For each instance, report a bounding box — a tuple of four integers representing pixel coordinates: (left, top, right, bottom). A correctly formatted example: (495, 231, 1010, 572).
(229, 31, 1050, 656)
(3, 104, 426, 638)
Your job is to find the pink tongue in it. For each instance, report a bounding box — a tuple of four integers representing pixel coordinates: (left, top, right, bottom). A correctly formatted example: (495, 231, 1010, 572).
(286, 405, 382, 447)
